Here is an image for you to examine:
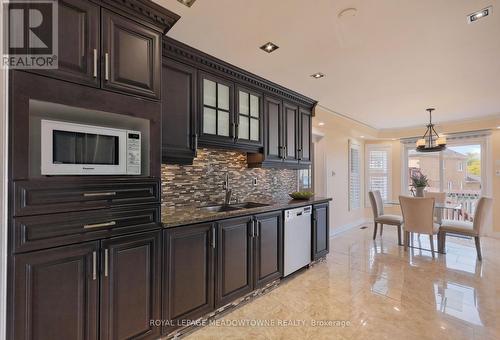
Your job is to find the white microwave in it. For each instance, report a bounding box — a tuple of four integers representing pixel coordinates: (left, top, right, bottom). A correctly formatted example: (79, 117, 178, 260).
(41, 119, 141, 175)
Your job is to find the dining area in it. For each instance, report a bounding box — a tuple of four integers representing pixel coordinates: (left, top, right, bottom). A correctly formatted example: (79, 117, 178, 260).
(368, 190, 493, 260)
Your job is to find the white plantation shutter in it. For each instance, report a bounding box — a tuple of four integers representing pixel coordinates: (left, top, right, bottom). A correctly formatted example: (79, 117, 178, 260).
(366, 145, 391, 203)
(349, 141, 361, 210)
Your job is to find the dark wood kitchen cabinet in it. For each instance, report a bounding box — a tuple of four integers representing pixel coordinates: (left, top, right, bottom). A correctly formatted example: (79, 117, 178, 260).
(235, 86, 263, 147)
(253, 211, 283, 288)
(162, 58, 197, 164)
(100, 231, 162, 340)
(101, 10, 161, 99)
(163, 223, 215, 334)
(10, 231, 162, 340)
(312, 203, 329, 260)
(215, 216, 254, 307)
(30, 0, 100, 87)
(24, 0, 174, 100)
(262, 96, 283, 163)
(11, 241, 100, 340)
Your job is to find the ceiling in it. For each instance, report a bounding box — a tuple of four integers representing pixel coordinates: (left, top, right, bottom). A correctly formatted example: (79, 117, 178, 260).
(154, 0, 500, 129)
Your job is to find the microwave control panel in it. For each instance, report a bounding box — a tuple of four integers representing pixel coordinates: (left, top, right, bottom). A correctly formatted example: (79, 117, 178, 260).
(126, 132, 141, 175)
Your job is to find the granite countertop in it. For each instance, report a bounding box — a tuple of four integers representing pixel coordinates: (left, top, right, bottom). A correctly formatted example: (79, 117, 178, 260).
(161, 196, 332, 228)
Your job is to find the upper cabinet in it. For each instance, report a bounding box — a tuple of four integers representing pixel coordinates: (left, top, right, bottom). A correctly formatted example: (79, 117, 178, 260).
(101, 10, 161, 99)
(199, 72, 234, 143)
(25, 0, 179, 100)
(161, 59, 197, 164)
(30, 0, 100, 87)
(236, 86, 263, 147)
(161, 37, 316, 166)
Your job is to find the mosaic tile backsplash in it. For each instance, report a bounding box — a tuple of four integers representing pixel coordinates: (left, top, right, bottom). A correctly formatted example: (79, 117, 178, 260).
(161, 148, 298, 208)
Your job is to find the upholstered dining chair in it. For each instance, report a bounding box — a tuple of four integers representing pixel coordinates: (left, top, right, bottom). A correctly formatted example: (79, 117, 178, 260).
(369, 191, 403, 245)
(399, 196, 440, 257)
(424, 191, 446, 224)
(438, 197, 492, 261)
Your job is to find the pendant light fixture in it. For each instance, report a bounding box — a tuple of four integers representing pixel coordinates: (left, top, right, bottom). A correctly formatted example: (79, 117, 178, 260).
(416, 108, 446, 152)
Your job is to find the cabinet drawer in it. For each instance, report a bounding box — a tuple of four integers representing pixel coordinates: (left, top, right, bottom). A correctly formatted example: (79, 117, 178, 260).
(13, 178, 160, 216)
(13, 205, 161, 253)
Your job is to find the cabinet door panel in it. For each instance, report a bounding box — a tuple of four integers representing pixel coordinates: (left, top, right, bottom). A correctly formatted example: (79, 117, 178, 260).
(283, 102, 298, 163)
(11, 242, 99, 340)
(28, 0, 100, 86)
(216, 216, 253, 307)
(264, 96, 282, 162)
(102, 10, 160, 99)
(254, 211, 283, 288)
(100, 231, 161, 340)
(163, 223, 215, 333)
(162, 59, 197, 164)
(313, 203, 330, 259)
(300, 109, 312, 163)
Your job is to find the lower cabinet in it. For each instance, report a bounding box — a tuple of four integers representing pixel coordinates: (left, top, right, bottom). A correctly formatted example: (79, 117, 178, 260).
(162, 223, 215, 334)
(10, 230, 162, 340)
(312, 203, 330, 260)
(163, 211, 284, 334)
(100, 231, 162, 340)
(253, 211, 283, 288)
(215, 216, 254, 307)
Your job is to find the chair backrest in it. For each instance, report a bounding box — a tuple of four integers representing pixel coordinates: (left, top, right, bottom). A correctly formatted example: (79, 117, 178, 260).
(424, 191, 446, 203)
(424, 191, 446, 223)
(399, 195, 435, 234)
(369, 191, 384, 218)
(473, 197, 493, 234)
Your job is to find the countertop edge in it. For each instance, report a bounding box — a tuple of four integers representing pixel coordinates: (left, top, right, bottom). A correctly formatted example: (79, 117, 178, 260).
(162, 197, 332, 229)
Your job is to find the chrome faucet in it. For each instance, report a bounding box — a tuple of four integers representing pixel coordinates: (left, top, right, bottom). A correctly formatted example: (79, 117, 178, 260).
(224, 172, 232, 205)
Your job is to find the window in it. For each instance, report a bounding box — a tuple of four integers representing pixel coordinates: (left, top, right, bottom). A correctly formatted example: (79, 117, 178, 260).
(349, 141, 361, 210)
(298, 167, 312, 191)
(238, 90, 260, 142)
(457, 162, 464, 172)
(365, 144, 391, 202)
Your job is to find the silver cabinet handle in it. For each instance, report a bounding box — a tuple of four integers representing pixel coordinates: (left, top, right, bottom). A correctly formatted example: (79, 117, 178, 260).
(256, 221, 260, 238)
(104, 249, 109, 277)
(105, 52, 109, 80)
(83, 191, 116, 197)
(283, 146, 287, 159)
(92, 251, 97, 280)
(93, 49, 97, 78)
(211, 226, 216, 248)
(84, 221, 116, 229)
(194, 133, 198, 157)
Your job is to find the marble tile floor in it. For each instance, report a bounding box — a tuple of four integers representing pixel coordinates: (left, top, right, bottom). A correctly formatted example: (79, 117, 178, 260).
(185, 225, 500, 340)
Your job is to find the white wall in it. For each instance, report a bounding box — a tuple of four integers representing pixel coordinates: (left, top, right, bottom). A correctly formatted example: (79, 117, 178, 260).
(313, 106, 378, 235)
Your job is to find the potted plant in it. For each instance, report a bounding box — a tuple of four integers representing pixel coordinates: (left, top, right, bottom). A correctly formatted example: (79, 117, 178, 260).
(410, 173, 429, 197)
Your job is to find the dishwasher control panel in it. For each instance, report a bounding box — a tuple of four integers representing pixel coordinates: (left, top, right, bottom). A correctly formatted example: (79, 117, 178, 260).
(285, 205, 312, 222)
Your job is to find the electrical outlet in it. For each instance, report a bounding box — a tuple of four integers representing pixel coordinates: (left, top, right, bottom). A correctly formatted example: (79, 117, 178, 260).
(253, 178, 258, 186)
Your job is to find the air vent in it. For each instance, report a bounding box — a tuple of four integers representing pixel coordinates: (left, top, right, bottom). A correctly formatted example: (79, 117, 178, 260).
(467, 6, 492, 23)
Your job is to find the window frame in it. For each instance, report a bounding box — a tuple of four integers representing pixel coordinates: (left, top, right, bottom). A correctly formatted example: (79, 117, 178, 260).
(348, 140, 362, 211)
(365, 144, 392, 206)
(236, 86, 262, 144)
(200, 72, 234, 138)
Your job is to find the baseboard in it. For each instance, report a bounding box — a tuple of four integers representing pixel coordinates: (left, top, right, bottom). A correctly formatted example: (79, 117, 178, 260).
(330, 219, 370, 237)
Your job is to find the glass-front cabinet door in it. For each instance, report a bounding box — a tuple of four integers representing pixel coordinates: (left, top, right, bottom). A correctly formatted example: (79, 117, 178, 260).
(200, 72, 234, 141)
(236, 86, 262, 146)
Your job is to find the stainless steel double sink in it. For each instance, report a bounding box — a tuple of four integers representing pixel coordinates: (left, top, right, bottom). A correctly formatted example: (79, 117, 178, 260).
(200, 202, 270, 213)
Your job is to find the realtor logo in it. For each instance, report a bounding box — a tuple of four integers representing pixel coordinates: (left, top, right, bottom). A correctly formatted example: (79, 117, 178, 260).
(2, 0, 58, 69)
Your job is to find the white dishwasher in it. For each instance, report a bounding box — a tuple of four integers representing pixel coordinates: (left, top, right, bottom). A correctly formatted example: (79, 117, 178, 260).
(284, 205, 312, 276)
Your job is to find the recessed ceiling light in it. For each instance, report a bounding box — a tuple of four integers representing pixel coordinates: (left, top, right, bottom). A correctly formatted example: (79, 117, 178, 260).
(177, 0, 196, 7)
(360, 135, 365, 138)
(392, 138, 397, 141)
(467, 6, 492, 23)
(338, 7, 357, 19)
(311, 72, 325, 79)
(497, 126, 500, 129)
(318, 121, 325, 126)
(260, 42, 279, 53)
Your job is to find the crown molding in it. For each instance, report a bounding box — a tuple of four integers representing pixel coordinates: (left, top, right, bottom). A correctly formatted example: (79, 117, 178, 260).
(99, 0, 180, 33)
(162, 37, 317, 108)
